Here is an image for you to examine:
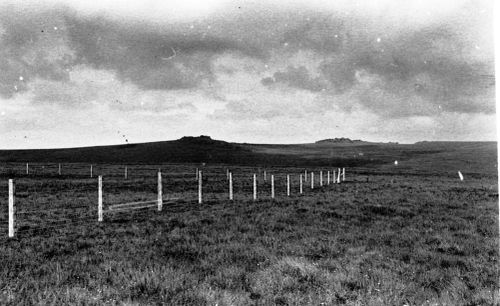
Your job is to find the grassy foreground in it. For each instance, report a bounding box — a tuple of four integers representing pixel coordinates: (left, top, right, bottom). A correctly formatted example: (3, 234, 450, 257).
(0, 163, 498, 305)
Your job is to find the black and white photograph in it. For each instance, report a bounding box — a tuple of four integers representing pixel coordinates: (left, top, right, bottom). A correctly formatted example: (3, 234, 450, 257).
(0, 0, 498, 304)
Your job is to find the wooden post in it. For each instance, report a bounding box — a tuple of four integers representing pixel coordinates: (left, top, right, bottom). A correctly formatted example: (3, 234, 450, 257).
(320, 171, 323, 186)
(287, 175, 290, 196)
(26, 163, 29, 175)
(271, 175, 275, 199)
(198, 170, 202, 204)
(342, 168, 346, 181)
(8, 179, 15, 238)
(58, 163, 61, 176)
(299, 174, 303, 194)
(311, 172, 314, 189)
(98, 176, 103, 222)
(229, 172, 233, 200)
(327, 171, 330, 185)
(158, 171, 163, 211)
(90, 164, 93, 178)
(264, 170, 267, 181)
(253, 174, 257, 201)
(125, 166, 128, 179)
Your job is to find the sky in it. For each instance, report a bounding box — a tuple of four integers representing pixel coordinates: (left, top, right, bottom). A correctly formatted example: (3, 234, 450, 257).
(0, 0, 496, 149)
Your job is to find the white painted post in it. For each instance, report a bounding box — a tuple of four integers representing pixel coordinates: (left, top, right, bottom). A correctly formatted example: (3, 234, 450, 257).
(198, 170, 202, 204)
(333, 170, 336, 183)
(311, 172, 314, 189)
(158, 171, 163, 211)
(26, 163, 29, 175)
(327, 171, 330, 185)
(305, 170, 308, 182)
(229, 172, 233, 200)
(90, 165, 93, 178)
(264, 170, 267, 181)
(58, 163, 61, 176)
(253, 174, 257, 201)
(299, 174, 303, 194)
(320, 171, 323, 187)
(287, 175, 290, 196)
(125, 166, 128, 179)
(8, 179, 15, 238)
(271, 175, 275, 199)
(337, 168, 341, 183)
(98, 176, 103, 222)
(342, 168, 346, 181)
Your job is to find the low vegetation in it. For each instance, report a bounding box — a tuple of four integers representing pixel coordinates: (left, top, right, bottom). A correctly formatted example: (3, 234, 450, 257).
(0, 141, 497, 305)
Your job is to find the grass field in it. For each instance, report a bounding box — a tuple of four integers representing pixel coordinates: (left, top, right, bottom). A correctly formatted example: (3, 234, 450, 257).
(0, 146, 498, 305)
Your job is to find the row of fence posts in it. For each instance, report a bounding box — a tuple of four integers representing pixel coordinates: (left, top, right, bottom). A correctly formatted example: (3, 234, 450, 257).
(6, 170, 164, 237)
(22, 164, 137, 179)
(22, 163, 149, 179)
(23, 163, 91, 177)
(194, 167, 346, 202)
(20, 163, 122, 178)
(23, 164, 162, 179)
(5, 167, 346, 238)
(19, 164, 346, 183)
(24, 164, 139, 179)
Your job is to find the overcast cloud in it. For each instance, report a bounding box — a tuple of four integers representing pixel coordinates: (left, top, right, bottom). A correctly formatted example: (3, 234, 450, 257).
(0, 0, 495, 148)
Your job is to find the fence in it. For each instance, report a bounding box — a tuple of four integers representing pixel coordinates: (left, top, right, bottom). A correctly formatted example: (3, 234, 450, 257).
(1, 163, 348, 239)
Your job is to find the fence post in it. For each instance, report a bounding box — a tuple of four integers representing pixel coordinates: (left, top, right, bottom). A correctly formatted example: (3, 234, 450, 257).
(229, 172, 233, 200)
(253, 173, 257, 201)
(338, 168, 341, 183)
(26, 163, 29, 175)
(342, 168, 345, 181)
(91, 165, 93, 178)
(327, 171, 330, 185)
(299, 174, 303, 194)
(198, 170, 202, 204)
(264, 170, 267, 181)
(98, 176, 103, 222)
(158, 171, 163, 211)
(311, 172, 314, 189)
(271, 175, 275, 199)
(8, 179, 15, 238)
(58, 163, 61, 176)
(320, 171, 323, 186)
(287, 175, 290, 196)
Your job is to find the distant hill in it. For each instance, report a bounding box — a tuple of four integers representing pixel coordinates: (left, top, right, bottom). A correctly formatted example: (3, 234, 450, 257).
(0, 137, 495, 170)
(315, 138, 400, 145)
(315, 138, 364, 144)
(0, 136, 362, 166)
(0, 136, 255, 164)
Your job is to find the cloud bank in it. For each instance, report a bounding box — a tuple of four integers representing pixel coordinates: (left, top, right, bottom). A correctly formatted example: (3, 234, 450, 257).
(0, 0, 495, 148)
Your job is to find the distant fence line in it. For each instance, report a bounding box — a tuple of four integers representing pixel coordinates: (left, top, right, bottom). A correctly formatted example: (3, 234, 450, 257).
(1, 163, 352, 178)
(3, 166, 347, 238)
